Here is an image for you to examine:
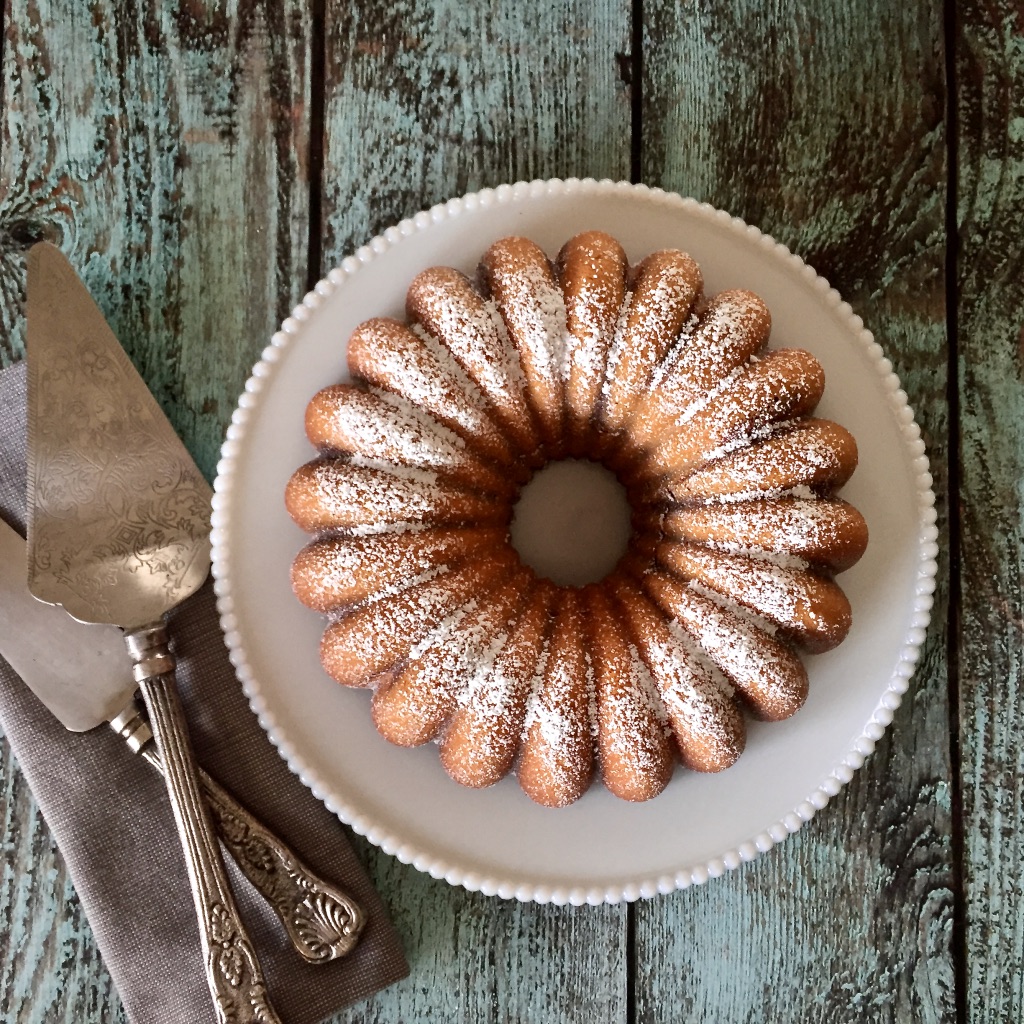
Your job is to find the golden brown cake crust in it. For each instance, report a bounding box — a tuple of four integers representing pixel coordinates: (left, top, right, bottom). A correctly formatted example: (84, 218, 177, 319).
(584, 584, 675, 802)
(285, 230, 868, 807)
(290, 526, 509, 614)
(304, 382, 517, 498)
(347, 316, 521, 472)
(517, 588, 595, 807)
(371, 567, 535, 747)
(608, 575, 746, 773)
(663, 497, 869, 573)
(625, 289, 770, 453)
(478, 237, 568, 453)
(406, 265, 542, 456)
(439, 579, 558, 788)
(600, 249, 703, 436)
(556, 231, 629, 454)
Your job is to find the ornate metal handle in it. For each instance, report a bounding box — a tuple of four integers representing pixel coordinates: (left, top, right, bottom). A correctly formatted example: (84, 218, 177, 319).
(199, 769, 366, 962)
(125, 622, 281, 1024)
(111, 702, 365, 963)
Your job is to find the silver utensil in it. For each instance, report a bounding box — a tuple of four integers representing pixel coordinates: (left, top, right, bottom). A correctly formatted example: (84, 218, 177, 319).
(0, 517, 364, 964)
(27, 241, 275, 1022)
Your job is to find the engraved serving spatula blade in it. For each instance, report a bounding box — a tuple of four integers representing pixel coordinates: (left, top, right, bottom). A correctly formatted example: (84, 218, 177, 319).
(25, 242, 280, 1023)
(25, 244, 211, 627)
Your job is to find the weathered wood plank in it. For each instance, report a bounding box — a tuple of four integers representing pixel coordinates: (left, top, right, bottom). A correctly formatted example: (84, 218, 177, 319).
(0, 744, 124, 1022)
(0, 0, 311, 479)
(955, 3, 1024, 1019)
(320, 0, 633, 258)
(0, 2, 312, 1021)
(317, 2, 632, 1021)
(637, 2, 955, 1020)
(333, 838, 627, 1024)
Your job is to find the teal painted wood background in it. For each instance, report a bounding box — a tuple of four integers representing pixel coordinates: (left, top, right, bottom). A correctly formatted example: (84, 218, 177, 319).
(0, 0, 1019, 1021)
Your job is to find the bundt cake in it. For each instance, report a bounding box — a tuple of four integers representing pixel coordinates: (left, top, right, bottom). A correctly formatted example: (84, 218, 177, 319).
(284, 230, 868, 808)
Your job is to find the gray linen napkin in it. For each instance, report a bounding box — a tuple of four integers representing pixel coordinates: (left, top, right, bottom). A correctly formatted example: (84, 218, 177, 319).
(0, 362, 409, 1023)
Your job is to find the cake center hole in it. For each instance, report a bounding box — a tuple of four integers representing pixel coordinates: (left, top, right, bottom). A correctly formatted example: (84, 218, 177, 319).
(509, 459, 632, 586)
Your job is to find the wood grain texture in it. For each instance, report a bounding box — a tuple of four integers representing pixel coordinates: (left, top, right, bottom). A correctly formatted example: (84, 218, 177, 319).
(320, 0, 632, 258)
(637, 2, 955, 1020)
(0, 2, 312, 1021)
(332, 836, 626, 1024)
(318, 2, 632, 1020)
(0, 0, 311, 479)
(0, 747, 125, 1023)
(955, 2, 1024, 1019)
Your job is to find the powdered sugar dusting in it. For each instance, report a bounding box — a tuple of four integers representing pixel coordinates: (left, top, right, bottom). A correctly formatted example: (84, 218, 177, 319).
(601, 291, 634, 400)
(409, 323, 496, 416)
(408, 601, 479, 665)
(649, 292, 768, 418)
(703, 544, 810, 571)
(697, 484, 818, 505)
(359, 320, 508, 457)
(599, 640, 672, 769)
(523, 646, 580, 751)
(601, 255, 701, 426)
(695, 416, 793, 464)
(385, 576, 534, 742)
(452, 593, 553, 771)
(567, 277, 617, 390)
(652, 579, 804, 718)
(667, 497, 853, 567)
(454, 623, 521, 720)
(354, 327, 442, 406)
(671, 360, 749, 428)
(411, 272, 528, 412)
(666, 544, 820, 632)
(486, 301, 528, 392)
(321, 387, 476, 474)
(651, 350, 823, 477)
(669, 417, 851, 507)
(663, 616, 735, 700)
(343, 562, 451, 618)
(321, 560, 509, 687)
(310, 461, 470, 525)
(340, 520, 432, 538)
(292, 529, 473, 611)
(632, 652, 670, 728)
(633, 611, 741, 757)
(649, 311, 700, 391)
(684, 579, 780, 635)
(520, 641, 553, 742)
(498, 258, 570, 386)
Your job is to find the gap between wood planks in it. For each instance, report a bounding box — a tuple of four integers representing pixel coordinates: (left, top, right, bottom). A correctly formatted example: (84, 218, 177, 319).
(630, 0, 644, 186)
(0, 2, 6, 152)
(942, 1, 967, 1021)
(306, 0, 327, 292)
(627, 2, 643, 1020)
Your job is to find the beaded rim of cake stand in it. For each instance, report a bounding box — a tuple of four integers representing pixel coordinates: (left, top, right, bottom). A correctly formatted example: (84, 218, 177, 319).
(211, 177, 939, 907)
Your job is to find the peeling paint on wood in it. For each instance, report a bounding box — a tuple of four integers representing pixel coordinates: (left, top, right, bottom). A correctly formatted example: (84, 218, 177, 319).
(956, 2, 1024, 1020)
(0, 0, 312, 481)
(319, 0, 632, 264)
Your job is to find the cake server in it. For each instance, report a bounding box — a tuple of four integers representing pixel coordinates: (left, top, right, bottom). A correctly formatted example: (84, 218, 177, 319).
(27, 242, 285, 1022)
(0, 516, 365, 964)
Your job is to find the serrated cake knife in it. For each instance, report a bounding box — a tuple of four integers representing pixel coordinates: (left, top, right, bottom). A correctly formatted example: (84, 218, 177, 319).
(0, 517, 364, 965)
(27, 241, 282, 1022)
